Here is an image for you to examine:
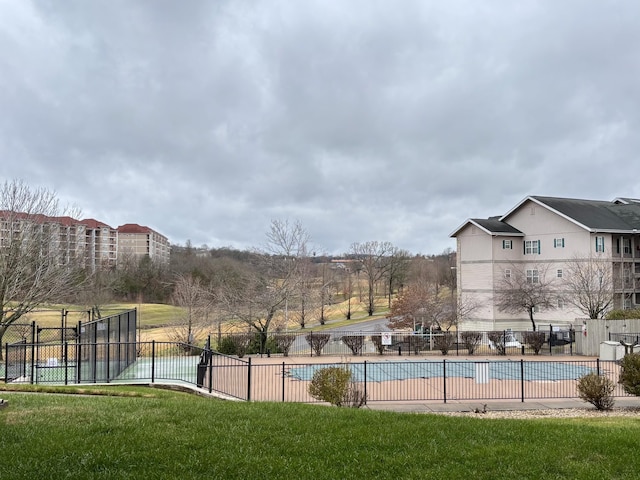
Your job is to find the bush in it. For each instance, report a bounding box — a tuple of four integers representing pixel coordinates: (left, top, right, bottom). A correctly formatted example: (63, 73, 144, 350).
(460, 331, 482, 355)
(577, 372, 615, 410)
(341, 335, 364, 355)
(217, 334, 251, 357)
(273, 334, 296, 356)
(487, 331, 506, 355)
(370, 335, 386, 355)
(246, 334, 282, 355)
(606, 309, 640, 320)
(305, 333, 331, 356)
(433, 332, 455, 355)
(307, 366, 366, 407)
(523, 331, 546, 355)
(619, 353, 640, 396)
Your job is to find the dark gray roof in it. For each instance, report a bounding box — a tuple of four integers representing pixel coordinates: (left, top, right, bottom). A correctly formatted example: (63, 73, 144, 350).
(530, 196, 640, 231)
(472, 217, 524, 235)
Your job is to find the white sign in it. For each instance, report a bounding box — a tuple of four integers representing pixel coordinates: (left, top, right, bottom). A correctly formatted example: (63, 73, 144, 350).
(381, 332, 392, 346)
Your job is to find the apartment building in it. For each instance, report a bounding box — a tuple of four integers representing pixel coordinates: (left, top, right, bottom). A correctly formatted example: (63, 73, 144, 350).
(117, 223, 170, 265)
(450, 196, 640, 331)
(0, 211, 168, 270)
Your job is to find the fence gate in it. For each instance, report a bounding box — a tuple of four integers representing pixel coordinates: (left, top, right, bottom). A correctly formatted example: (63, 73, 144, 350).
(37, 326, 78, 344)
(5, 340, 28, 382)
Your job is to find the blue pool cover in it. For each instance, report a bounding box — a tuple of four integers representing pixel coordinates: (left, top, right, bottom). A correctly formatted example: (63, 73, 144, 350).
(288, 360, 595, 382)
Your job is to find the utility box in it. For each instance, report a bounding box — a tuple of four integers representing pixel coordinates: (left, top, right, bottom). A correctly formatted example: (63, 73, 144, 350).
(599, 341, 625, 361)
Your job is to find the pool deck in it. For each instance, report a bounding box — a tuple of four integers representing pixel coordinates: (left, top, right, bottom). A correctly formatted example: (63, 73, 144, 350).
(206, 353, 638, 412)
(362, 396, 640, 414)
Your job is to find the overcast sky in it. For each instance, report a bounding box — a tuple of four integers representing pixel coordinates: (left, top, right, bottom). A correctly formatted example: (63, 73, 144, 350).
(2, 1, 639, 255)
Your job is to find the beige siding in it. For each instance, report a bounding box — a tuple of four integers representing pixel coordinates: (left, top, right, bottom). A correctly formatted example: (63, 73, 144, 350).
(455, 198, 621, 332)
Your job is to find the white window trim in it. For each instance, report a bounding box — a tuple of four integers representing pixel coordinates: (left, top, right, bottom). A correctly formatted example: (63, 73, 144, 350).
(526, 269, 539, 284)
(524, 240, 541, 255)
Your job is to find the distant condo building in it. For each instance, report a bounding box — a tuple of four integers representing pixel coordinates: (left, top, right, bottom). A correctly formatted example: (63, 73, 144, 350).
(117, 223, 170, 265)
(0, 210, 169, 270)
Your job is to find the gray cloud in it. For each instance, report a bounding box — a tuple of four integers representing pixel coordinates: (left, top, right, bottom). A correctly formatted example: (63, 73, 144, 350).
(2, 0, 640, 255)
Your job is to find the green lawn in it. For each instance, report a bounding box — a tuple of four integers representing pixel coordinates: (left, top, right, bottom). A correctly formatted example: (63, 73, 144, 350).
(1, 386, 640, 479)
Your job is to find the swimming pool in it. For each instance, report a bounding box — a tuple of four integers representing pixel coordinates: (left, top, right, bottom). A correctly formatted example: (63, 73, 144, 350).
(288, 359, 596, 382)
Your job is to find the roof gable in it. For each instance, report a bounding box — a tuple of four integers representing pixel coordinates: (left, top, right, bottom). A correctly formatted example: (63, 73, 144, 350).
(450, 217, 524, 237)
(501, 196, 640, 232)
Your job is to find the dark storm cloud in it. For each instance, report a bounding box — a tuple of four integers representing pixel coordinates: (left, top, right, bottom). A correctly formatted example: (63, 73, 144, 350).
(2, 0, 640, 254)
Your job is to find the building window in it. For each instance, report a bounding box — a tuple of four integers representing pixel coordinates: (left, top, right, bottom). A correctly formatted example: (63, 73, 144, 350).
(553, 238, 565, 248)
(526, 269, 539, 284)
(557, 269, 563, 278)
(558, 298, 565, 309)
(504, 269, 511, 278)
(502, 239, 512, 249)
(524, 240, 540, 255)
(595, 236, 605, 253)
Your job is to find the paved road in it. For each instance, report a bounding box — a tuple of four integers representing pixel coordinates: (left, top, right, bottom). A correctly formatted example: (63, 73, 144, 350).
(323, 317, 392, 333)
(286, 317, 392, 355)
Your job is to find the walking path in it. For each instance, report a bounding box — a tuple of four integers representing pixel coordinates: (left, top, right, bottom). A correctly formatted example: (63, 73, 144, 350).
(363, 396, 640, 414)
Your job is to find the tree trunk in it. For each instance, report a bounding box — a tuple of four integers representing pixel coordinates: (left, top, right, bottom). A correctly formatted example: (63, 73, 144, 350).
(529, 308, 537, 331)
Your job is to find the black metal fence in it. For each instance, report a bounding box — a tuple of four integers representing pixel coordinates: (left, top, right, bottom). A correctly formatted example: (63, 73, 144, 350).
(4, 336, 632, 406)
(204, 358, 629, 404)
(209, 326, 576, 358)
(3, 309, 138, 384)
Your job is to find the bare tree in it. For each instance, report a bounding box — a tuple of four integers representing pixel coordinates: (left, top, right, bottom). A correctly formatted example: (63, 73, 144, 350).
(564, 253, 614, 319)
(317, 261, 335, 325)
(388, 283, 461, 332)
(495, 263, 557, 331)
(338, 267, 355, 320)
(218, 220, 309, 352)
(74, 267, 118, 319)
(349, 241, 396, 316)
(169, 273, 212, 349)
(0, 180, 84, 359)
(385, 248, 410, 308)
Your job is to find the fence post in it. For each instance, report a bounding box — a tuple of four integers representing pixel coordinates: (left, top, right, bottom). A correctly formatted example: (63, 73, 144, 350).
(363, 361, 367, 405)
(208, 349, 213, 394)
(77, 342, 81, 383)
(549, 324, 553, 355)
(247, 357, 252, 401)
(310, 331, 313, 358)
(30, 335, 36, 385)
(64, 342, 69, 386)
(596, 357, 600, 376)
(105, 338, 110, 383)
(520, 359, 525, 402)
(282, 362, 286, 402)
(4, 342, 7, 383)
(443, 359, 447, 404)
(151, 340, 156, 383)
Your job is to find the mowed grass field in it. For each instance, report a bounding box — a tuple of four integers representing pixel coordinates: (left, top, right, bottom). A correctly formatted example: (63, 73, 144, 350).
(14, 298, 390, 344)
(1, 385, 640, 479)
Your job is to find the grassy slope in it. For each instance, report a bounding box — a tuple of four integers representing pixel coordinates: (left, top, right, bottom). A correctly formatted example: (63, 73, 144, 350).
(23, 298, 391, 333)
(1, 387, 639, 479)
